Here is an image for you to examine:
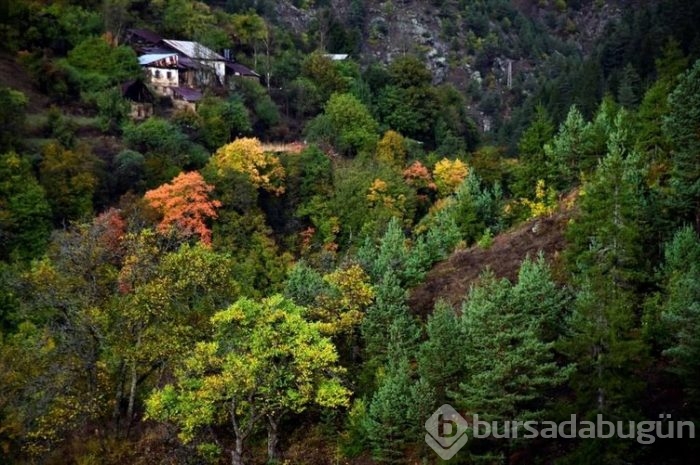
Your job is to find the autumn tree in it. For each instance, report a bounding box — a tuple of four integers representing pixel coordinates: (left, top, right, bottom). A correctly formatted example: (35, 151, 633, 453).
(433, 158, 468, 197)
(210, 137, 285, 195)
(375, 130, 407, 168)
(144, 171, 221, 245)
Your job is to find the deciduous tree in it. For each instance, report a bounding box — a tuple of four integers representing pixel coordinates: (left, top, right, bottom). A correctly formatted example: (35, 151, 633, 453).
(144, 171, 221, 245)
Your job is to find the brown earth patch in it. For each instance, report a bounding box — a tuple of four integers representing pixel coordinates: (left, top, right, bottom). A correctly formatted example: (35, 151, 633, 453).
(408, 193, 578, 318)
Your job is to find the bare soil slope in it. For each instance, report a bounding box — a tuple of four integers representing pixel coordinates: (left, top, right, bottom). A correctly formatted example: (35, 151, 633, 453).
(409, 196, 577, 317)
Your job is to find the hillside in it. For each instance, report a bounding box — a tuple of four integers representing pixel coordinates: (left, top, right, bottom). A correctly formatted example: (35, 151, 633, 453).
(409, 193, 576, 317)
(1, 1, 700, 465)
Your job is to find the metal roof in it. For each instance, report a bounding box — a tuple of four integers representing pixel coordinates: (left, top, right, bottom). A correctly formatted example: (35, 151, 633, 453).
(172, 87, 203, 102)
(128, 28, 162, 44)
(162, 40, 224, 61)
(138, 53, 178, 66)
(225, 61, 260, 77)
(323, 54, 349, 61)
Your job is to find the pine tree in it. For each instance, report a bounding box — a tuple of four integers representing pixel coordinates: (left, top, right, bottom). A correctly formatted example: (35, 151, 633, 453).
(663, 59, 700, 230)
(617, 63, 641, 109)
(659, 226, 700, 409)
(560, 123, 652, 463)
(361, 269, 419, 366)
(453, 261, 572, 456)
(513, 104, 555, 199)
(418, 300, 464, 403)
(544, 105, 593, 190)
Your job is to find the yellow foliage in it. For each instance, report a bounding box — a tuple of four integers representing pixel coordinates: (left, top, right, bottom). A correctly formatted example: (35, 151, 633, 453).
(313, 264, 375, 336)
(375, 130, 407, 168)
(211, 137, 286, 195)
(367, 178, 407, 218)
(520, 179, 557, 218)
(433, 158, 468, 196)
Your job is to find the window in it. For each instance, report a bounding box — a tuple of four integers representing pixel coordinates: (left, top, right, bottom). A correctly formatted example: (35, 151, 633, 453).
(154, 70, 161, 79)
(167, 71, 172, 80)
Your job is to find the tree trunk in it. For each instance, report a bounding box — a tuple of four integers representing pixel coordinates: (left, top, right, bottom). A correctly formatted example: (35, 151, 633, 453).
(126, 359, 137, 436)
(267, 415, 280, 463)
(113, 360, 125, 432)
(231, 436, 244, 465)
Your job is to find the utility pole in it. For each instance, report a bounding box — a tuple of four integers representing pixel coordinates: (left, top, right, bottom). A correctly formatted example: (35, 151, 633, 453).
(507, 59, 512, 89)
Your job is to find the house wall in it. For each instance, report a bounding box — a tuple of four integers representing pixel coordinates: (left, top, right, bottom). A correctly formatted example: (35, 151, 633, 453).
(129, 102, 154, 120)
(172, 99, 196, 112)
(145, 67, 178, 96)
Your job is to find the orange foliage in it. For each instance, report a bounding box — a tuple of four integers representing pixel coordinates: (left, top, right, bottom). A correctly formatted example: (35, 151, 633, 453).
(403, 161, 437, 191)
(144, 171, 221, 245)
(93, 208, 126, 256)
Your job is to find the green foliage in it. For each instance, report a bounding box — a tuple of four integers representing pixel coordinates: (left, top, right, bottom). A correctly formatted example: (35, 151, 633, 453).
(0, 87, 27, 153)
(361, 269, 419, 366)
(663, 59, 700, 228)
(39, 142, 98, 225)
(113, 149, 146, 193)
(95, 87, 130, 133)
(365, 357, 435, 464)
(301, 52, 350, 103)
(146, 295, 350, 463)
(122, 118, 195, 185)
(447, 171, 504, 245)
(284, 260, 328, 308)
(513, 105, 555, 199)
(0, 152, 51, 261)
(196, 96, 252, 150)
(658, 227, 700, 408)
(544, 105, 593, 189)
(307, 93, 378, 156)
(418, 300, 463, 403)
(65, 36, 140, 93)
(455, 257, 572, 443)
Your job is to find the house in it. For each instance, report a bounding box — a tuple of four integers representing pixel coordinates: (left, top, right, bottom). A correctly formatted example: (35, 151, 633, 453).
(138, 53, 179, 96)
(124, 28, 163, 53)
(162, 39, 226, 86)
(225, 61, 260, 80)
(171, 86, 202, 112)
(121, 79, 156, 120)
(126, 28, 259, 110)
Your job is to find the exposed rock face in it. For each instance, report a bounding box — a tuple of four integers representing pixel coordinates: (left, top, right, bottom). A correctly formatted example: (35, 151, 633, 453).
(271, 0, 623, 128)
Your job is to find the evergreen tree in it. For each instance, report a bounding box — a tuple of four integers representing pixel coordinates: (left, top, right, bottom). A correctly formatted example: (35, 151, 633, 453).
(361, 269, 419, 366)
(418, 300, 464, 403)
(617, 63, 641, 109)
(663, 59, 700, 230)
(0, 153, 52, 261)
(544, 105, 593, 190)
(513, 104, 555, 199)
(561, 124, 652, 463)
(454, 261, 572, 454)
(659, 226, 700, 410)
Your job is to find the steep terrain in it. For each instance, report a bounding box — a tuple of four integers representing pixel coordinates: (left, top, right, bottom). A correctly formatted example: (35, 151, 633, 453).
(409, 191, 577, 316)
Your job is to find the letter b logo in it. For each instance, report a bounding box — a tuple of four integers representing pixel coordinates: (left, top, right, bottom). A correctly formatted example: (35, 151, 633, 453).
(425, 404, 469, 460)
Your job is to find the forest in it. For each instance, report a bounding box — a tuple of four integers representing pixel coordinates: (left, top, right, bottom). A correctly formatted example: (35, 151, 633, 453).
(1, 0, 700, 464)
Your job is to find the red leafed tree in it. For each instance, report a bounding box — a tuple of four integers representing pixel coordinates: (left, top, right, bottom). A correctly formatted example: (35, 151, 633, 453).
(144, 171, 221, 245)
